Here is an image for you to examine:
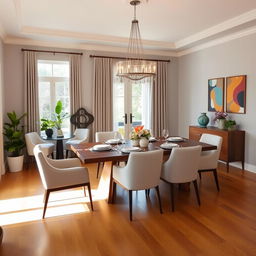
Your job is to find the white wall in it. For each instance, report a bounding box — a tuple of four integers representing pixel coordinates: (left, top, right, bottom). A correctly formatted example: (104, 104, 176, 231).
(0, 39, 5, 175)
(178, 33, 256, 172)
(3, 44, 178, 135)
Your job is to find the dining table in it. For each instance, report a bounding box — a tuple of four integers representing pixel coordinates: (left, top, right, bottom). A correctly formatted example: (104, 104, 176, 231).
(71, 138, 217, 203)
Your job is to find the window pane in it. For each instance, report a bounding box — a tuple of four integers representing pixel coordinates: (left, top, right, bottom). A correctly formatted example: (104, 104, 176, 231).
(38, 82, 51, 119)
(53, 63, 69, 77)
(38, 63, 52, 77)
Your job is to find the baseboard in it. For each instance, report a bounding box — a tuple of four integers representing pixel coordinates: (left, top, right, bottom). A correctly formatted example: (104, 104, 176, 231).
(219, 160, 256, 173)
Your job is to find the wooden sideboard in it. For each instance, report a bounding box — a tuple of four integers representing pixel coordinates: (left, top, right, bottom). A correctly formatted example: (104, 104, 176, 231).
(189, 126, 245, 172)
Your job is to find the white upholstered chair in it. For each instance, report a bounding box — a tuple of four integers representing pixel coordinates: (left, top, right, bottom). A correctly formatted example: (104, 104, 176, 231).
(112, 150, 164, 221)
(95, 131, 122, 178)
(33, 145, 93, 218)
(199, 134, 223, 191)
(25, 132, 55, 166)
(161, 146, 202, 211)
(65, 128, 90, 158)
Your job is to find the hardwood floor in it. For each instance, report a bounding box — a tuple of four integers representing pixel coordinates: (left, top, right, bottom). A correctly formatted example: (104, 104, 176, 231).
(0, 162, 256, 256)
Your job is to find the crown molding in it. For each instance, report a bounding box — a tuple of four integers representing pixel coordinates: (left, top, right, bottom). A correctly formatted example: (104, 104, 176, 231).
(21, 26, 175, 50)
(177, 25, 256, 56)
(3, 36, 178, 57)
(175, 8, 256, 49)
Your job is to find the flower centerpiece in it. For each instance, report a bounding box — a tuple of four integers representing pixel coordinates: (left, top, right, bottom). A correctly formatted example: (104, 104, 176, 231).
(130, 126, 151, 147)
(213, 111, 228, 129)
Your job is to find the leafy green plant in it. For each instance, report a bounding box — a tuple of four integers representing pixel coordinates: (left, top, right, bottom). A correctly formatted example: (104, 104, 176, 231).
(53, 100, 69, 130)
(40, 119, 55, 131)
(3, 111, 26, 157)
(224, 120, 236, 129)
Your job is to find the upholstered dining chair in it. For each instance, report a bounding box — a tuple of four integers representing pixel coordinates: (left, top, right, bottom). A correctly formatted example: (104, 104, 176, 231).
(198, 134, 223, 191)
(112, 150, 164, 221)
(95, 131, 122, 178)
(65, 128, 90, 158)
(25, 132, 55, 167)
(161, 146, 202, 211)
(33, 145, 93, 218)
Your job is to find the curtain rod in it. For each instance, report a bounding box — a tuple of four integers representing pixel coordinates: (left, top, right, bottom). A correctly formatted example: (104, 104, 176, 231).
(89, 55, 170, 63)
(21, 48, 83, 56)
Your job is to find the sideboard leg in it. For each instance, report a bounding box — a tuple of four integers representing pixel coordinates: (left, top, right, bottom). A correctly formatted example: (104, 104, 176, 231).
(226, 162, 229, 173)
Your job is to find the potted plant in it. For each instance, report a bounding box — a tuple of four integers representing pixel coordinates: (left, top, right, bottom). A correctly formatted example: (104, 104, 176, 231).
(130, 126, 151, 147)
(40, 119, 55, 138)
(3, 111, 26, 172)
(53, 100, 69, 137)
(213, 111, 228, 129)
(225, 120, 236, 131)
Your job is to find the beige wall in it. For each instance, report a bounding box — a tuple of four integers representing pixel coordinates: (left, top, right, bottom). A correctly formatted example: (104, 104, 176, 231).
(3, 44, 178, 135)
(178, 33, 256, 172)
(0, 39, 5, 175)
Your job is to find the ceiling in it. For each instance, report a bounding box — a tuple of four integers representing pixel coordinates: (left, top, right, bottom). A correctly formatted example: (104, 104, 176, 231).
(1, 0, 256, 56)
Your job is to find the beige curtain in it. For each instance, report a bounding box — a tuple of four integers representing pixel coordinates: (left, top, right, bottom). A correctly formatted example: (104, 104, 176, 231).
(92, 58, 113, 139)
(24, 51, 39, 133)
(70, 55, 82, 114)
(152, 61, 168, 137)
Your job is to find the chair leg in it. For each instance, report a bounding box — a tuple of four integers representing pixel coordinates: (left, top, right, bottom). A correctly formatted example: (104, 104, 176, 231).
(155, 186, 163, 214)
(213, 169, 220, 191)
(129, 190, 133, 221)
(42, 190, 50, 219)
(112, 181, 116, 203)
(198, 171, 202, 180)
(87, 184, 94, 211)
(170, 183, 175, 212)
(83, 186, 86, 197)
(193, 180, 201, 206)
(51, 152, 54, 159)
(66, 150, 69, 159)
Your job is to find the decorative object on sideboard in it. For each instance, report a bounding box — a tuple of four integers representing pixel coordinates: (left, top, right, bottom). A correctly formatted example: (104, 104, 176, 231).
(197, 113, 209, 128)
(213, 111, 228, 129)
(70, 108, 94, 128)
(208, 77, 225, 112)
(224, 120, 236, 131)
(226, 75, 246, 114)
(3, 111, 26, 172)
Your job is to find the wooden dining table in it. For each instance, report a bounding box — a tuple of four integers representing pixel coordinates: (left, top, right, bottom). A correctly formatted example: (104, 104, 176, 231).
(71, 138, 217, 203)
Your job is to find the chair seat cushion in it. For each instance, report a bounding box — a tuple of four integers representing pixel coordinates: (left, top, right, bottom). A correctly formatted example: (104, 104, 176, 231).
(39, 143, 55, 156)
(199, 151, 218, 170)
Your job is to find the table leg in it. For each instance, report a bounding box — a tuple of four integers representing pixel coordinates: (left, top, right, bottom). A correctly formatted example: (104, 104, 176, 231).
(56, 140, 64, 159)
(96, 161, 113, 203)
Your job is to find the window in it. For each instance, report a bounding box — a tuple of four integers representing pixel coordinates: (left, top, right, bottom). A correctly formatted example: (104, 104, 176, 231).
(38, 60, 70, 134)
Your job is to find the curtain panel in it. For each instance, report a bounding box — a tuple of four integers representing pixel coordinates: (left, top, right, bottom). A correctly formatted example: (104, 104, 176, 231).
(92, 58, 113, 140)
(152, 61, 168, 137)
(24, 51, 40, 133)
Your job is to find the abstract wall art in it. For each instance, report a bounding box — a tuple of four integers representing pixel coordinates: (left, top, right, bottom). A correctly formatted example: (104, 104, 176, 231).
(208, 78, 224, 112)
(226, 75, 246, 114)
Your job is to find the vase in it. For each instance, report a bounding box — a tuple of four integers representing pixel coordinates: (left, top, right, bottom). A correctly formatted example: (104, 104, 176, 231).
(57, 129, 64, 138)
(197, 113, 209, 128)
(139, 138, 149, 148)
(131, 139, 139, 147)
(217, 119, 225, 129)
(45, 128, 53, 138)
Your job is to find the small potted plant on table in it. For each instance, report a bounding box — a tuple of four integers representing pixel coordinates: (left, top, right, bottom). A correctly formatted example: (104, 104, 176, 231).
(40, 119, 55, 138)
(225, 120, 236, 131)
(213, 112, 228, 129)
(3, 111, 26, 172)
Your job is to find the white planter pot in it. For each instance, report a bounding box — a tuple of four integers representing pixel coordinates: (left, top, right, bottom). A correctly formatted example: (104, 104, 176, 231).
(7, 155, 24, 172)
(139, 138, 149, 148)
(131, 139, 139, 147)
(217, 119, 225, 129)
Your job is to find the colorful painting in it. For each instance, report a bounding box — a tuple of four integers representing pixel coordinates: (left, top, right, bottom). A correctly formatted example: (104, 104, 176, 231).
(226, 75, 246, 114)
(208, 78, 224, 112)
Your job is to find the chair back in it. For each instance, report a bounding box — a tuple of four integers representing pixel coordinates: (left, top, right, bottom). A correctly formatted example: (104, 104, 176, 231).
(25, 132, 44, 156)
(95, 131, 122, 142)
(33, 145, 54, 189)
(124, 150, 163, 190)
(162, 146, 202, 183)
(74, 128, 89, 141)
(200, 133, 223, 159)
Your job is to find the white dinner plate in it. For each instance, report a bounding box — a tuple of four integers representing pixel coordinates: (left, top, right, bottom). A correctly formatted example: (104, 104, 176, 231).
(105, 139, 122, 145)
(92, 144, 112, 151)
(160, 143, 179, 150)
(121, 147, 142, 154)
(167, 137, 184, 142)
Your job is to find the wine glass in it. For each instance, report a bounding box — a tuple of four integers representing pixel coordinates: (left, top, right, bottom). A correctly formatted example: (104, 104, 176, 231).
(162, 129, 169, 140)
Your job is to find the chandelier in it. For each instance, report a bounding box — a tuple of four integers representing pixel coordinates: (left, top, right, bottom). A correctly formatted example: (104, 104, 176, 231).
(117, 0, 156, 81)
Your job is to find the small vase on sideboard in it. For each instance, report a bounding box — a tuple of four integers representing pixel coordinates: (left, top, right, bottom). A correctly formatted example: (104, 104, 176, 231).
(197, 113, 209, 128)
